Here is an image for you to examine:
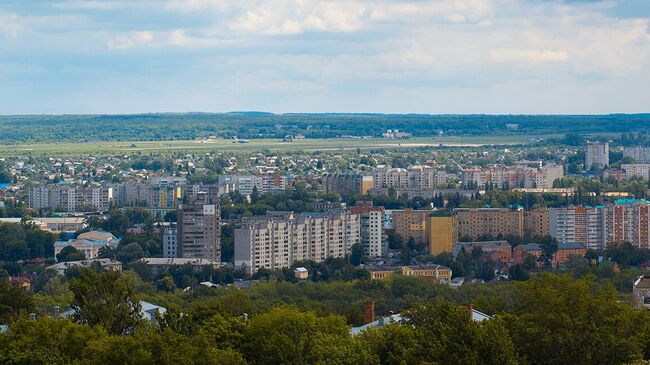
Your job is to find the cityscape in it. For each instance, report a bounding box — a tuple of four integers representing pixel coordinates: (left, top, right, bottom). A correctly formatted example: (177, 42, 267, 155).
(2, 0, 650, 364)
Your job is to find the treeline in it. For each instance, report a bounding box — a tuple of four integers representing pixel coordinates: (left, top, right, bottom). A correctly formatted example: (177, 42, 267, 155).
(2, 269, 650, 364)
(1, 114, 649, 143)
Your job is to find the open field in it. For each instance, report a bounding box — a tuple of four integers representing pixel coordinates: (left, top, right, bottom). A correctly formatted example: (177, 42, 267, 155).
(0, 135, 561, 156)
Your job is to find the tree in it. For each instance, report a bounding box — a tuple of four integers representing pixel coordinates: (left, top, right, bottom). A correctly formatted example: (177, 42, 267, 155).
(0, 280, 33, 322)
(56, 246, 86, 262)
(115, 242, 145, 263)
(504, 274, 650, 365)
(350, 243, 363, 265)
(69, 269, 142, 335)
(402, 301, 518, 365)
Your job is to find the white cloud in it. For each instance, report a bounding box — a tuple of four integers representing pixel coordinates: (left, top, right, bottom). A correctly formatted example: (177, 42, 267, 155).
(107, 31, 154, 50)
(490, 48, 569, 63)
(0, 13, 24, 39)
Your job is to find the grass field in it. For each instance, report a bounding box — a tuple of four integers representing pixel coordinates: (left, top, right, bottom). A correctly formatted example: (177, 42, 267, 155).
(0, 135, 559, 156)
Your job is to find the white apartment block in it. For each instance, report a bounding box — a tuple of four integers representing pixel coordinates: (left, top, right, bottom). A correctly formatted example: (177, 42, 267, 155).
(218, 174, 288, 196)
(373, 165, 439, 191)
(163, 227, 178, 258)
(621, 164, 650, 180)
(549, 206, 605, 250)
(29, 184, 113, 212)
(462, 164, 563, 190)
(234, 211, 360, 274)
(624, 147, 650, 164)
(585, 141, 609, 170)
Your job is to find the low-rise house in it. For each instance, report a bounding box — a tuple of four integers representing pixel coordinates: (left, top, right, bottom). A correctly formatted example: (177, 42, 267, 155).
(137, 257, 221, 277)
(512, 242, 586, 267)
(367, 264, 451, 283)
(453, 240, 512, 265)
(53, 231, 120, 261)
(8, 276, 31, 292)
(294, 267, 309, 280)
(633, 276, 650, 310)
(46, 258, 123, 275)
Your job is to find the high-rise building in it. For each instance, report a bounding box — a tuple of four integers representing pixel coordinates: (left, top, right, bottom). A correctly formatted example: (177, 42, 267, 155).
(585, 141, 609, 170)
(621, 164, 650, 180)
(177, 193, 221, 261)
(549, 206, 606, 250)
(234, 210, 360, 274)
(28, 184, 113, 212)
(624, 147, 650, 164)
(392, 209, 429, 246)
(604, 199, 650, 249)
(462, 165, 563, 190)
(163, 227, 178, 258)
(523, 208, 550, 238)
(349, 201, 387, 257)
(456, 207, 524, 240)
(428, 214, 458, 255)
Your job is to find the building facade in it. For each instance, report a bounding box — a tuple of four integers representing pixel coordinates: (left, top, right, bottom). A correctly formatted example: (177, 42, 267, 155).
(349, 201, 387, 257)
(177, 193, 221, 261)
(234, 210, 360, 274)
(585, 141, 609, 170)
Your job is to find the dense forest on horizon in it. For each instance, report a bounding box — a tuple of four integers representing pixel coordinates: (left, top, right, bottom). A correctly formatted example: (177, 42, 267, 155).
(0, 113, 649, 143)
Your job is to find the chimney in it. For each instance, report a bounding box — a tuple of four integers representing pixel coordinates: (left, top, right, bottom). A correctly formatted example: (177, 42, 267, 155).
(363, 302, 375, 324)
(466, 303, 473, 320)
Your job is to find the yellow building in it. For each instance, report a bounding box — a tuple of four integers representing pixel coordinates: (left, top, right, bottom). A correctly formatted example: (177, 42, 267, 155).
(361, 176, 374, 195)
(368, 264, 452, 283)
(428, 215, 458, 255)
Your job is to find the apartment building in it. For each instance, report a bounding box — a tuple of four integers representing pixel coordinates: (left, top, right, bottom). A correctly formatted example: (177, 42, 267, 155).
(324, 173, 367, 196)
(462, 164, 563, 190)
(163, 227, 178, 258)
(456, 207, 524, 240)
(177, 193, 221, 261)
(523, 208, 550, 237)
(392, 209, 429, 245)
(29, 184, 113, 212)
(604, 199, 650, 249)
(621, 164, 650, 180)
(428, 214, 458, 255)
(218, 173, 288, 196)
(234, 210, 360, 274)
(624, 147, 650, 164)
(549, 206, 606, 250)
(349, 201, 387, 257)
(372, 165, 439, 191)
(585, 141, 609, 170)
(111, 181, 150, 207)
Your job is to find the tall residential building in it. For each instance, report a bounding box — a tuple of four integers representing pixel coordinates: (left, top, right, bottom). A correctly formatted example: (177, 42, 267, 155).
(218, 174, 288, 196)
(549, 206, 606, 250)
(349, 201, 387, 257)
(585, 141, 609, 170)
(456, 207, 524, 240)
(462, 165, 563, 190)
(111, 181, 150, 207)
(621, 164, 650, 180)
(428, 214, 458, 255)
(373, 165, 438, 191)
(324, 173, 365, 196)
(523, 208, 550, 238)
(624, 147, 650, 164)
(163, 227, 178, 258)
(28, 184, 113, 212)
(177, 193, 221, 261)
(234, 210, 360, 274)
(392, 209, 430, 245)
(604, 199, 650, 249)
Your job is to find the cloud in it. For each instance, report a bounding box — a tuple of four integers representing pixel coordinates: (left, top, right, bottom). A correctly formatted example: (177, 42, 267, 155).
(490, 48, 569, 63)
(107, 31, 154, 50)
(0, 13, 23, 39)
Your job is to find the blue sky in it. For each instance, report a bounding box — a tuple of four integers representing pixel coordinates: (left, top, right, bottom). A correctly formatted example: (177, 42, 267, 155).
(0, 0, 649, 114)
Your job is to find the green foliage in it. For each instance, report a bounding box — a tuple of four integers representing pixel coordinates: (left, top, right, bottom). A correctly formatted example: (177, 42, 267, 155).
(0, 280, 33, 322)
(56, 246, 85, 262)
(504, 273, 650, 365)
(69, 269, 142, 335)
(0, 222, 57, 261)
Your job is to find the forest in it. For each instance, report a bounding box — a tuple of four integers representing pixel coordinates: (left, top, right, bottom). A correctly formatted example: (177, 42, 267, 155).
(0, 113, 649, 143)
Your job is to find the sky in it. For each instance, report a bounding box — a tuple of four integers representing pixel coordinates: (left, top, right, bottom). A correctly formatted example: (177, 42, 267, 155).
(0, 0, 649, 115)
